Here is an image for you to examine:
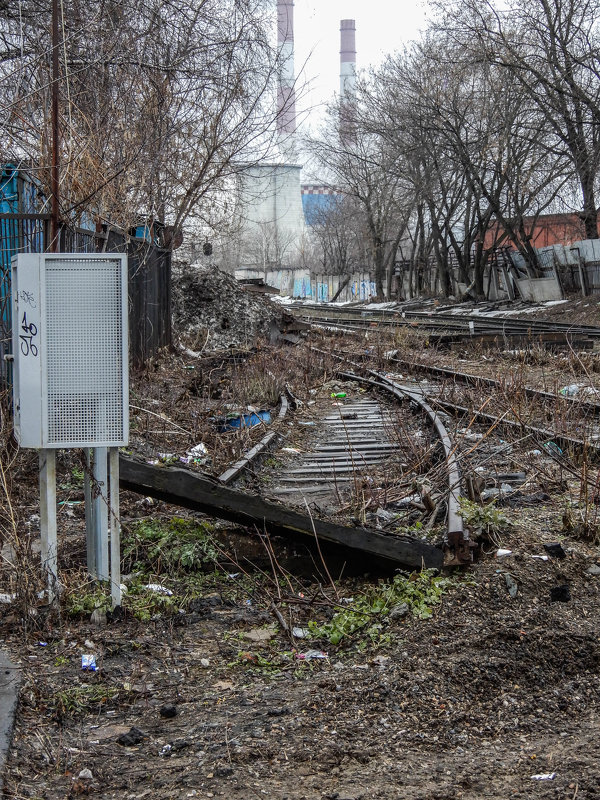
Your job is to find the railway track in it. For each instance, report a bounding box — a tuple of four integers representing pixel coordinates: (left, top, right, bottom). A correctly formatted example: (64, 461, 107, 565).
(120, 361, 473, 568)
(291, 302, 600, 347)
(121, 306, 600, 570)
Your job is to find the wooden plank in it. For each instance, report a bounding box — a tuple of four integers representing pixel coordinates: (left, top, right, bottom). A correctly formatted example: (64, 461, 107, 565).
(119, 456, 443, 569)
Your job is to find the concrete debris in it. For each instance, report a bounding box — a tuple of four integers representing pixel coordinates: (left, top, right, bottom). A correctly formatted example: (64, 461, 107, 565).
(243, 627, 276, 643)
(172, 262, 284, 351)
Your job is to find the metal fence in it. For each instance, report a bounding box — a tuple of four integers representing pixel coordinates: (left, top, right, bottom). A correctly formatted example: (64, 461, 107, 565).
(583, 261, 600, 295)
(0, 215, 171, 386)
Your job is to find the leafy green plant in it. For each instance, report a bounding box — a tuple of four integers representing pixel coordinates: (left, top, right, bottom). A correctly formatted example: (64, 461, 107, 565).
(308, 570, 456, 646)
(122, 517, 219, 575)
(123, 582, 183, 621)
(458, 497, 512, 540)
(65, 584, 111, 617)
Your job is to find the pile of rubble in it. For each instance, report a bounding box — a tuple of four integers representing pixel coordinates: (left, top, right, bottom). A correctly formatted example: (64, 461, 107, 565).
(172, 262, 284, 351)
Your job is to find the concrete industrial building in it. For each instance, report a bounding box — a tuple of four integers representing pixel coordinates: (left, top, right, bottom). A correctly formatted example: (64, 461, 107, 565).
(229, 7, 373, 302)
(231, 0, 306, 291)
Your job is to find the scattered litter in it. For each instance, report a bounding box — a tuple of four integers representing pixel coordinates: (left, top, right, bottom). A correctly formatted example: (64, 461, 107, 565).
(544, 542, 566, 559)
(217, 410, 271, 432)
(281, 447, 301, 454)
(0, 593, 15, 604)
(527, 449, 542, 457)
(227, 573, 240, 579)
(330, 392, 347, 399)
(543, 441, 563, 457)
(187, 443, 208, 459)
(144, 583, 173, 596)
(91, 608, 107, 627)
(504, 574, 518, 599)
(463, 432, 484, 442)
(481, 488, 500, 501)
(396, 493, 422, 508)
(496, 549, 512, 558)
(160, 744, 172, 757)
(38, 641, 48, 647)
(158, 452, 177, 463)
(81, 654, 97, 672)
(298, 421, 316, 426)
(531, 773, 556, 781)
(296, 650, 328, 661)
(531, 555, 549, 561)
(560, 384, 581, 396)
(292, 627, 308, 638)
(559, 384, 597, 398)
(550, 585, 571, 602)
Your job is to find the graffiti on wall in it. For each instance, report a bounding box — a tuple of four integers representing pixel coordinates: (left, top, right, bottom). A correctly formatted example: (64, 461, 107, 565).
(293, 276, 312, 298)
(350, 279, 376, 300)
(317, 282, 328, 302)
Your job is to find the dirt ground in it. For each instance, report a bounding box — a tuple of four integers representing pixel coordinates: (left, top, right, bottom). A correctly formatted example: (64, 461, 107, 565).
(2, 300, 600, 800)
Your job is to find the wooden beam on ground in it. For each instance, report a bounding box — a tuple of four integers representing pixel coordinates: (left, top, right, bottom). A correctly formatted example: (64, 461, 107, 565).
(119, 456, 443, 569)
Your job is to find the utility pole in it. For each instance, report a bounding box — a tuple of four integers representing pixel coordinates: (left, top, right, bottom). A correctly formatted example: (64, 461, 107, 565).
(51, 0, 60, 252)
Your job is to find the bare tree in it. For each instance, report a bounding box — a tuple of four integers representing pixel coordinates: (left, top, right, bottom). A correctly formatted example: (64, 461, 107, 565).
(307, 100, 412, 299)
(448, 0, 600, 239)
(369, 31, 570, 294)
(307, 194, 364, 277)
(0, 0, 283, 238)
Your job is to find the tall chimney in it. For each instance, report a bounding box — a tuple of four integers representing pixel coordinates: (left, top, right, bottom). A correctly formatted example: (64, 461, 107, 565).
(340, 19, 356, 102)
(340, 19, 356, 144)
(277, 0, 296, 148)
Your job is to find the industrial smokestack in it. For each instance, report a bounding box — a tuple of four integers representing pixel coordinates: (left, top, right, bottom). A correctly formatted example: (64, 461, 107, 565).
(340, 19, 356, 101)
(340, 19, 356, 144)
(277, 0, 296, 148)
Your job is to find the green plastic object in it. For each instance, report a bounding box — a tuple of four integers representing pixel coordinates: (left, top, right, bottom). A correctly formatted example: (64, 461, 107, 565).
(331, 392, 347, 399)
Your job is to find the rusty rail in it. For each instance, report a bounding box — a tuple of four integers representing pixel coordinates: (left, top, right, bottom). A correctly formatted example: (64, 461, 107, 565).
(337, 370, 472, 565)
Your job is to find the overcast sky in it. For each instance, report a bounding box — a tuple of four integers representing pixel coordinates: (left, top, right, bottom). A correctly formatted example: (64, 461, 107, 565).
(293, 0, 431, 131)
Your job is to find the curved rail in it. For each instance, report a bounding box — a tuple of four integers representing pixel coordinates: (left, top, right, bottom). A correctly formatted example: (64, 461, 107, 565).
(337, 370, 471, 565)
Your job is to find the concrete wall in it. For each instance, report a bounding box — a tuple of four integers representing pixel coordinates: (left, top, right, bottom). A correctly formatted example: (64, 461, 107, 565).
(234, 267, 377, 302)
(515, 276, 563, 302)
